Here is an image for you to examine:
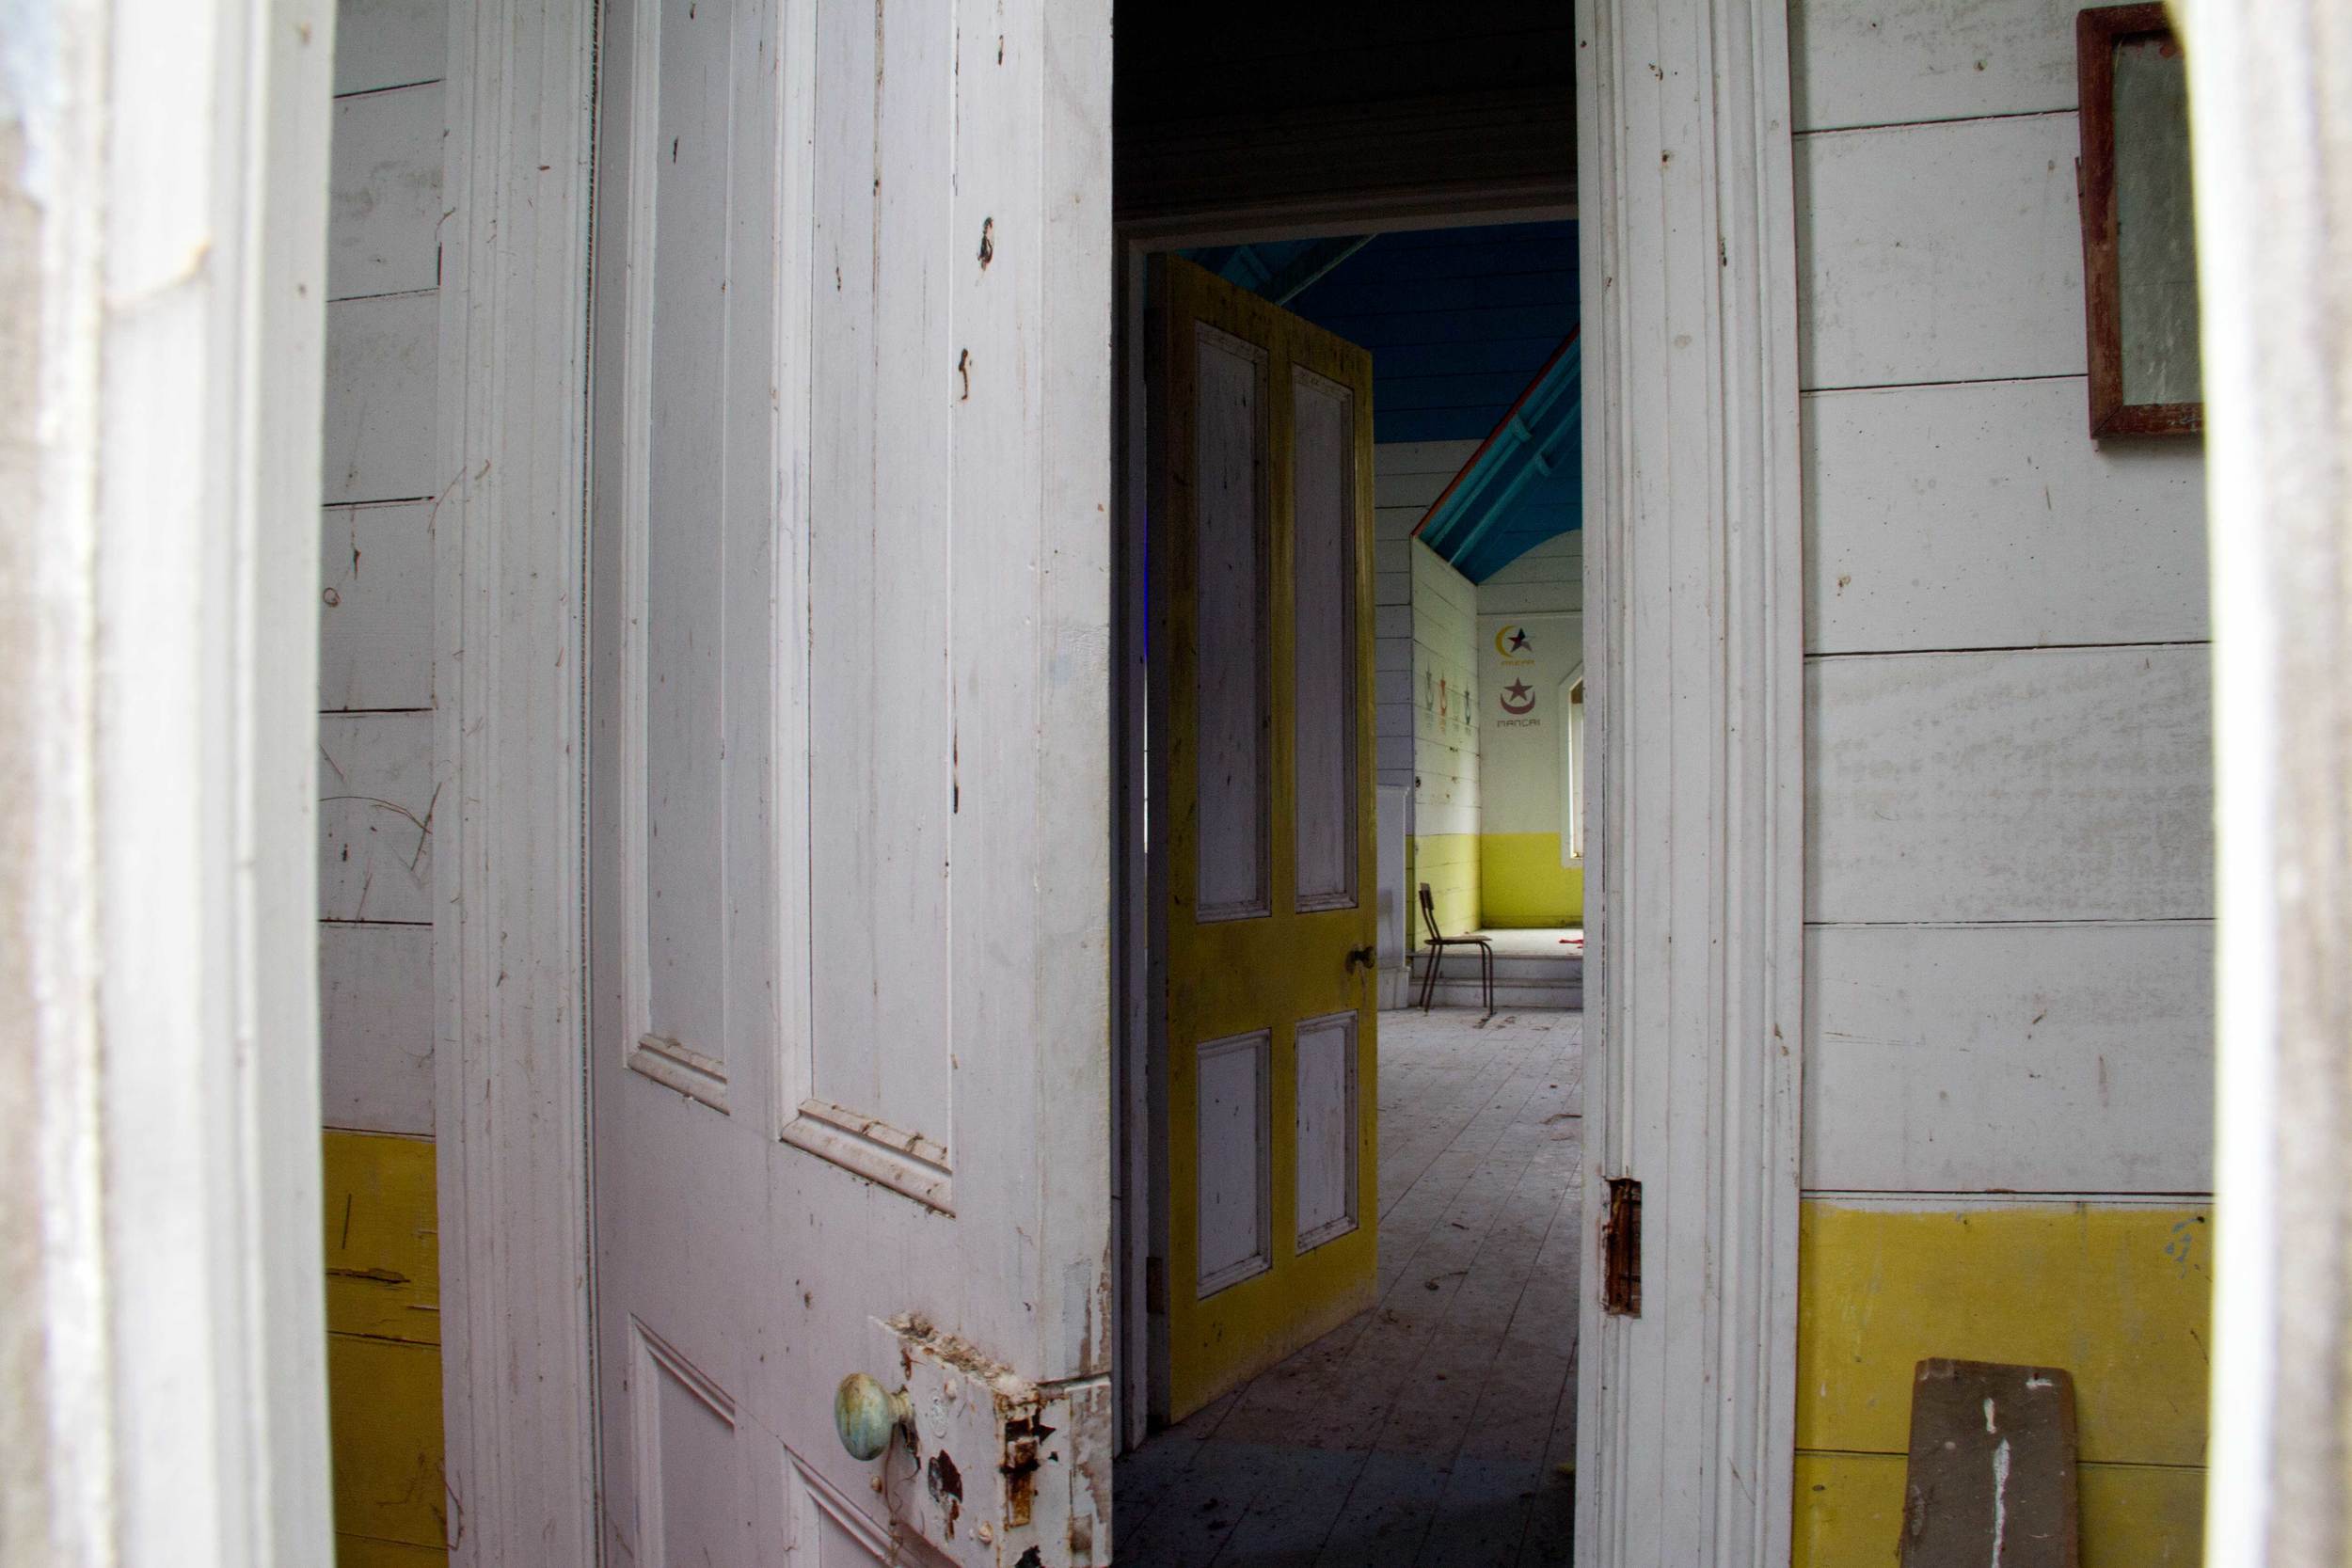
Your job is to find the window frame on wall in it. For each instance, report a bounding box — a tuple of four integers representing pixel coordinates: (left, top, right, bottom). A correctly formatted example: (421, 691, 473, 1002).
(1561, 663, 1587, 865)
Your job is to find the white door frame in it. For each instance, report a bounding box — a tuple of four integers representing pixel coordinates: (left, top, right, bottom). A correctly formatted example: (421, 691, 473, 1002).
(5, 0, 336, 1562)
(431, 0, 602, 1562)
(1574, 0, 1804, 1560)
(1110, 5, 1804, 1560)
(2180, 2, 2352, 1560)
(432, 0, 1803, 1561)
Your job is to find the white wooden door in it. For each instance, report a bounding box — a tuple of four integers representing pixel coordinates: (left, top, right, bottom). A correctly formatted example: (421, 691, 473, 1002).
(585, 3, 1112, 1565)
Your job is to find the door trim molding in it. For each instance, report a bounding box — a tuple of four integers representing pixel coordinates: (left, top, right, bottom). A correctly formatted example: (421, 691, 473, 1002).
(434, 1, 601, 1560)
(2180, 3, 2352, 1558)
(8, 1, 337, 1559)
(1573, 0, 1804, 1562)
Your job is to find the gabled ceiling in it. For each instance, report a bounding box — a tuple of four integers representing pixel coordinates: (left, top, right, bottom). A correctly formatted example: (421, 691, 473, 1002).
(1414, 334, 1581, 583)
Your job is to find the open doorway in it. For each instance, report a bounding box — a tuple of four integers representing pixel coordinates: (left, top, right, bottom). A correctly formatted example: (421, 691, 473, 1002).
(1112, 214, 1587, 1563)
(378, 0, 1806, 1559)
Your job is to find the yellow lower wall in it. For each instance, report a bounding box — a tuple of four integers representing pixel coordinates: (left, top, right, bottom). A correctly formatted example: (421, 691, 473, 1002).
(1408, 833, 1481, 948)
(1476, 832, 1583, 927)
(323, 1130, 448, 1566)
(1794, 1199, 2210, 1566)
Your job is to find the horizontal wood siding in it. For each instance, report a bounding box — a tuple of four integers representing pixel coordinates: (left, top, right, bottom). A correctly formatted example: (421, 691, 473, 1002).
(324, 8, 447, 1563)
(1803, 923, 2213, 1194)
(1799, 113, 2087, 391)
(318, 711, 437, 925)
(320, 501, 435, 711)
(1476, 531, 1581, 619)
(1792, 0, 2212, 1555)
(1797, 1200, 2211, 1465)
(1794, 0, 2212, 1192)
(324, 1132, 447, 1562)
(323, 290, 438, 505)
(1789, 0, 2082, 131)
(1805, 644, 2212, 926)
(1797, 1443, 2202, 1567)
(321, 921, 435, 1136)
(329, 82, 445, 300)
(1410, 538, 1481, 942)
(1376, 441, 1480, 795)
(331, 0, 446, 95)
(1804, 377, 2206, 653)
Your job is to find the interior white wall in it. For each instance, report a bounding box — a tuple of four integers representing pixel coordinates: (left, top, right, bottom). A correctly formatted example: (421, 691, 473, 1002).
(319, 0, 449, 1137)
(1478, 529, 1584, 619)
(1476, 534, 1584, 847)
(1792, 0, 2215, 1196)
(1409, 542, 1481, 841)
(1372, 439, 1479, 793)
(1373, 440, 1482, 945)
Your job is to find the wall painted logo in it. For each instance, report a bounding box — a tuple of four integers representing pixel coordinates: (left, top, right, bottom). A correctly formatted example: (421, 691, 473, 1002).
(1493, 624, 1534, 657)
(1500, 679, 1536, 716)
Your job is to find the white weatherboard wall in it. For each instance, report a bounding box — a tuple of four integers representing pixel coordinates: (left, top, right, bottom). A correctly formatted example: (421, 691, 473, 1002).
(1374, 440, 1479, 791)
(1791, 0, 2213, 1560)
(1410, 541, 1479, 839)
(1792, 0, 2213, 1196)
(1477, 529, 1584, 621)
(1373, 441, 1484, 952)
(1409, 538, 1480, 945)
(1473, 607, 1579, 837)
(320, 1, 446, 1138)
(1475, 533, 1583, 927)
(316, 5, 453, 1564)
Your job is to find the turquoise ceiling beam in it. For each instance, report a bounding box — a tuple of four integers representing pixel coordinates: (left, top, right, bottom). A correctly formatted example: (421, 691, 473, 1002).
(1413, 331, 1583, 583)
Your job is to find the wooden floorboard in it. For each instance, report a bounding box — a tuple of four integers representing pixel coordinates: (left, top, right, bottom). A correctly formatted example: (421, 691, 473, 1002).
(1119, 1007, 1583, 1568)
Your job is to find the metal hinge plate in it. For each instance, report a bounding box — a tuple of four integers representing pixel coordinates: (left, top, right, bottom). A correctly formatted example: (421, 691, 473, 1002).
(1601, 1177, 1642, 1316)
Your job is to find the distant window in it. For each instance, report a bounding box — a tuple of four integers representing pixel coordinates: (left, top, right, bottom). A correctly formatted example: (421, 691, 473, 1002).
(1561, 666, 1585, 864)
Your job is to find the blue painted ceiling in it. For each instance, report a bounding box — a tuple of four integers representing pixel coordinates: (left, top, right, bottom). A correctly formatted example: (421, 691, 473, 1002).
(1188, 220, 1579, 580)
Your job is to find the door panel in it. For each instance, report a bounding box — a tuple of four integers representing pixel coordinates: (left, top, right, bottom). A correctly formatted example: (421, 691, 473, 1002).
(1151, 258, 1380, 1420)
(589, 2, 1114, 1562)
(1190, 326, 1274, 921)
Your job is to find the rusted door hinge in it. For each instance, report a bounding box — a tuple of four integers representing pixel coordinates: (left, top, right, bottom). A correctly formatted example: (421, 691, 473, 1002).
(1601, 1177, 1642, 1316)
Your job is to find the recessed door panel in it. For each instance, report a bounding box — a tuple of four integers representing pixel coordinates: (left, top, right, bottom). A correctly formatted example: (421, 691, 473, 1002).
(1196, 1029, 1273, 1293)
(1192, 326, 1273, 922)
(633, 0, 757, 1110)
(804, 0, 957, 1159)
(1291, 368, 1359, 912)
(631, 1323, 745, 1568)
(1294, 1012, 1359, 1250)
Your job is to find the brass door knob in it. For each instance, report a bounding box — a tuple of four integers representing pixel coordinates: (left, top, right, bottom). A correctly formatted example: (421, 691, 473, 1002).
(834, 1372, 912, 1460)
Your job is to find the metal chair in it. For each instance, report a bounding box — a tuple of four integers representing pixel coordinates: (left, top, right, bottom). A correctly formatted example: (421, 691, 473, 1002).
(1415, 882, 1494, 1016)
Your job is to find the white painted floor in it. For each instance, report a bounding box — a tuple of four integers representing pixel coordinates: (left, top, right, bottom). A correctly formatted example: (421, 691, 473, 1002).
(1117, 1008, 1584, 1567)
(1468, 928, 1584, 959)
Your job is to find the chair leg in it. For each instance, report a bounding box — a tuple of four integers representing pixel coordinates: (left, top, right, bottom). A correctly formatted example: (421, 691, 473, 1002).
(1418, 945, 1435, 1011)
(1482, 944, 1494, 1018)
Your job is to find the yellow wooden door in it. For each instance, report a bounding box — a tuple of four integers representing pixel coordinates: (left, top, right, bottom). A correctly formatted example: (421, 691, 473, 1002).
(1150, 256, 1379, 1421)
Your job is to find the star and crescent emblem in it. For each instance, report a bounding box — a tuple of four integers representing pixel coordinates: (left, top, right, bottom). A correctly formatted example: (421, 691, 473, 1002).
(1500, 679, 1535, 715)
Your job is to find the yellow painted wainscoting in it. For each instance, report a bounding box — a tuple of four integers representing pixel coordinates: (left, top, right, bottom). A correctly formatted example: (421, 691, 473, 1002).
(323, 1130, 447, 1566)
(1793, 1199, 2211, 1567)
(1409, 833, 1481, 947)
(1476, 832, 1583, 927)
